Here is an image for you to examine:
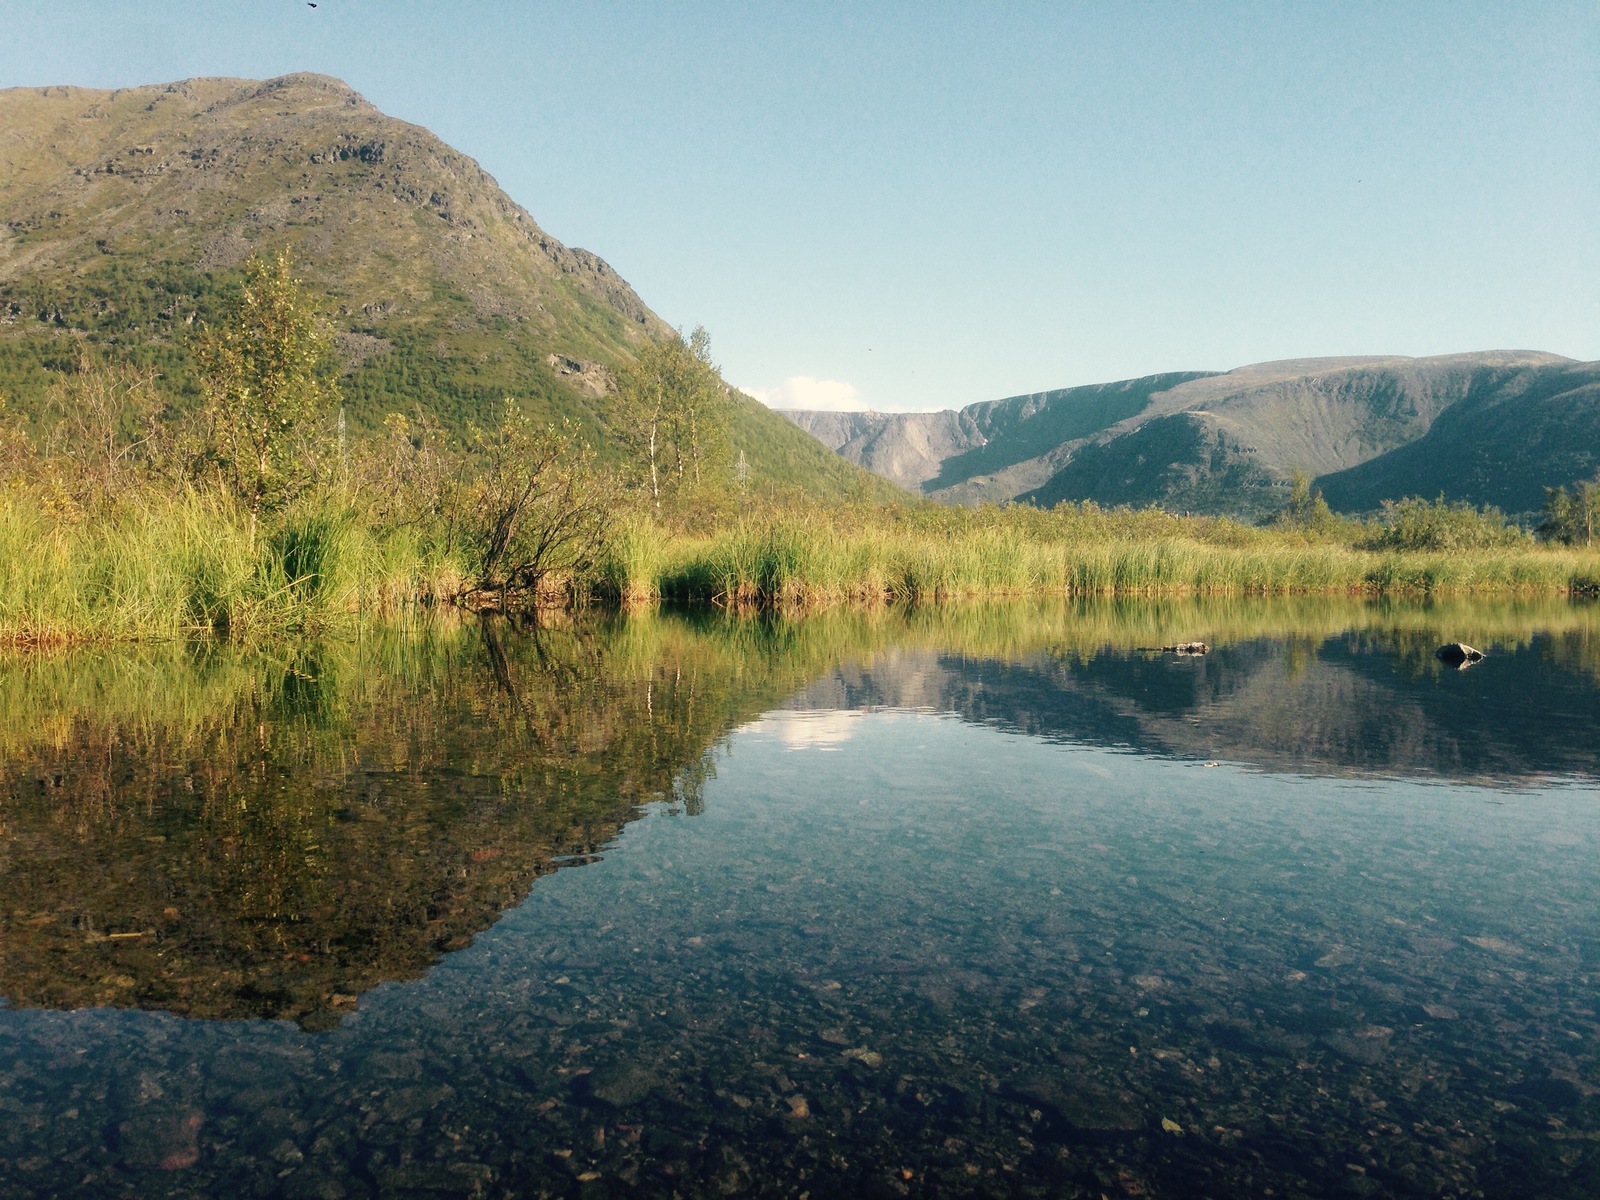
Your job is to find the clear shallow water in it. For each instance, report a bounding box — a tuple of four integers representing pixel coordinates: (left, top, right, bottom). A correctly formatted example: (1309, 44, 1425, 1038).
(2, 601, 1599, 1198)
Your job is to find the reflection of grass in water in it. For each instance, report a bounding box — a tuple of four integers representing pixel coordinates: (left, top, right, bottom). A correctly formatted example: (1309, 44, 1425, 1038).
(618, 594, 1600, 675)
(0, 612, 899, 1021)
(2, 595, 1598, 1021)
(5, 597, 1599, 754)
(0, 617, 472, 759)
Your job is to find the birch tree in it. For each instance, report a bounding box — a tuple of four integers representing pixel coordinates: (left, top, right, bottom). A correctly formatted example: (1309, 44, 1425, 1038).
(197, 252, 337, 537)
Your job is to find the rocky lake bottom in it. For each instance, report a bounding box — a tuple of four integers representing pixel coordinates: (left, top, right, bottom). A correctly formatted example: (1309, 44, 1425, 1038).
(1, 599, 1597, 1198)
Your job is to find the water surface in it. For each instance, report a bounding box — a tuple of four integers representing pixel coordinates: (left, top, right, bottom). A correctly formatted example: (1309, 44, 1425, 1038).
(2, 598, 1598, 1197)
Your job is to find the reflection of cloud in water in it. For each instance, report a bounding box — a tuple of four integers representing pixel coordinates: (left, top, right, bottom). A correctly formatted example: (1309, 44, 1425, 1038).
(745, 707, 943, 750)
(745, 708, 869, 750)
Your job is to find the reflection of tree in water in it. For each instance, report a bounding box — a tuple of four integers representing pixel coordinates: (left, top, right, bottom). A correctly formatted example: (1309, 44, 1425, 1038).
(0, 618, 794, 1026)
(3, 596, 1599, 1026)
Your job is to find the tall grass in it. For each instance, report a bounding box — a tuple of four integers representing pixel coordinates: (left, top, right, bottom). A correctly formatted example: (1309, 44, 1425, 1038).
(606, 514, 1600, 609)
(0, 492, 463, 644)
(7, 491, 1600, 642)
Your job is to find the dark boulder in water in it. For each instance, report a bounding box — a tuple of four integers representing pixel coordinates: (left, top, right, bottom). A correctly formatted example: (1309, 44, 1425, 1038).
(1436, 643, 1484, 668)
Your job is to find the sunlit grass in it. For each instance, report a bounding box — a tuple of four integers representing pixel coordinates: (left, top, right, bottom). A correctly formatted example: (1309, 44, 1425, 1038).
(0, 491, 464, 644)
(6, 491, 1600, 642)
(605, 512, 1600, 610)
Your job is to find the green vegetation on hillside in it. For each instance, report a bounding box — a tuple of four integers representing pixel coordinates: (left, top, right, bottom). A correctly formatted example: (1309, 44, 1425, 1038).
(0, 74, 890, 507)
(1317, 363, 1600, 514)
(790, 353, 1600, 516)
(5, 296, 1598, 643)
(929, 372, 1214, 499)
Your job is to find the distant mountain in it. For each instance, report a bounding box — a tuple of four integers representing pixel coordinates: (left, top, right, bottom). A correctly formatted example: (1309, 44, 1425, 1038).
(0, 74, 881, 499)
(787, 372, 1211, 505)
(1317, 360, 1600, 514)
(785, 353, 1600, 515)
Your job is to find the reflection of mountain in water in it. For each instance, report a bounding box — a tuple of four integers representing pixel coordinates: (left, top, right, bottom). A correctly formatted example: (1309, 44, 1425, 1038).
(0, 619, 814, 1027)
(3, 600, 1598, 1027)
(791, 630, 1600, 781)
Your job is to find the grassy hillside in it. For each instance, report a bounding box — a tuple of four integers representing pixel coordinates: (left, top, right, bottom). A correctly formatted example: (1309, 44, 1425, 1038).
(928, 372, 1214, 503)
(0, 74, 882, 500)
(1020, 411, 1283, 515)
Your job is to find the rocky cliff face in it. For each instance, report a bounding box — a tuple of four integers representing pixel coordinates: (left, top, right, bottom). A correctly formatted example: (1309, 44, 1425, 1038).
(783, 353, 1593, 515)
(783, 409, 987, 489)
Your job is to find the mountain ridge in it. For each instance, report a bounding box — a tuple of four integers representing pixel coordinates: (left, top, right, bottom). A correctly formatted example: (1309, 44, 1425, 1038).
(784, 351, 1597, 515)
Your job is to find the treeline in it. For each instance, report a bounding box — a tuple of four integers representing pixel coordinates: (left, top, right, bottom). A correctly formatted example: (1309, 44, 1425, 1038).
(1270, 469, 1600, 551)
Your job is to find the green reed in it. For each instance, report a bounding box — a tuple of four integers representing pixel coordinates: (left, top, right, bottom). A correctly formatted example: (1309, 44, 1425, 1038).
(614, 513, 1600, 609)
(0, 492, 463, 643)
(7, 489, 1600, 642)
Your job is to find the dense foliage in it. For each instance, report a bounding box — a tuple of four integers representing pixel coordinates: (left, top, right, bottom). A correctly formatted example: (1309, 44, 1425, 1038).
(1540, 477, 1600, 547)
(1362, 495, 1529, 553)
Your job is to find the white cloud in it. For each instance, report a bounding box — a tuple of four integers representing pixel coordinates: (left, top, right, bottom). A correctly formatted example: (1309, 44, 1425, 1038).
(743, 375, 867, 412)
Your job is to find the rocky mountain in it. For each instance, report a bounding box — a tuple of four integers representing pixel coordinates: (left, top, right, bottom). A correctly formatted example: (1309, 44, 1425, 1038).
(0, 74, 878, 498)
(786, 352, 1600, 515)
(1317, 359, 1600, 514)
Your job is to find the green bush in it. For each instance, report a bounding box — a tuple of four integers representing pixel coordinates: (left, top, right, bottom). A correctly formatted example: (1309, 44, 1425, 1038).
(1364, 495, 1528, 553)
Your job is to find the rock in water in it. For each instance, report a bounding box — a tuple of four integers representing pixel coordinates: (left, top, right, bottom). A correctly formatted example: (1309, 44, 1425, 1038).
(116, 1109, 204, 1170)
(1005, 1071, 1144, 1138)
(581, 1063, 661, 1107)
(1436, 643, 1484, 668)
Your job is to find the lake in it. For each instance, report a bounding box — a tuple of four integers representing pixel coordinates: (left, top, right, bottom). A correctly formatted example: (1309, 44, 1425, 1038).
(2, 597, 1598, 1198)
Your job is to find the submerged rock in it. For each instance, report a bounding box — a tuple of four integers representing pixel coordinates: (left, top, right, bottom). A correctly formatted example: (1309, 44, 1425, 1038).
(115, 1109, 204, 1171)
(1005, 1071, 1144, 1138)
(581, 1063, 661, 1108)
(1436, 643, 1485, 668)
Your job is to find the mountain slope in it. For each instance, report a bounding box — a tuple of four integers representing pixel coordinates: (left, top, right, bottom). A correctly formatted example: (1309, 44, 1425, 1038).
(786, 352, 1585, 515)
(0, 74, 878, 498)
(783, 409, 987, 492)
(784, 373, 1211, 504)
(928, 372, 1214, 504)
(1317, 360, 1600, 513)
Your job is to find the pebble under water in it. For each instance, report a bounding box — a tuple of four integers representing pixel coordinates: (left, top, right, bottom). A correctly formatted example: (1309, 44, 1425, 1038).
(1, 601, 1598, 1198)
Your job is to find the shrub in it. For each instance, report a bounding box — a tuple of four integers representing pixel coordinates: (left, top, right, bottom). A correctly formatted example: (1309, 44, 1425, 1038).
(1364, 496, 1528, 553)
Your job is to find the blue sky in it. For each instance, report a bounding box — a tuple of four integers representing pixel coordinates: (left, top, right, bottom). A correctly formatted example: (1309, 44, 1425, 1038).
(4, 2, 1596, 411)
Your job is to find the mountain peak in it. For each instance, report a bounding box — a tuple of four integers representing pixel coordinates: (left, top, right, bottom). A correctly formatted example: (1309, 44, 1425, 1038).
(0, 72, 664, 341)
(0, 73, 890, 503)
